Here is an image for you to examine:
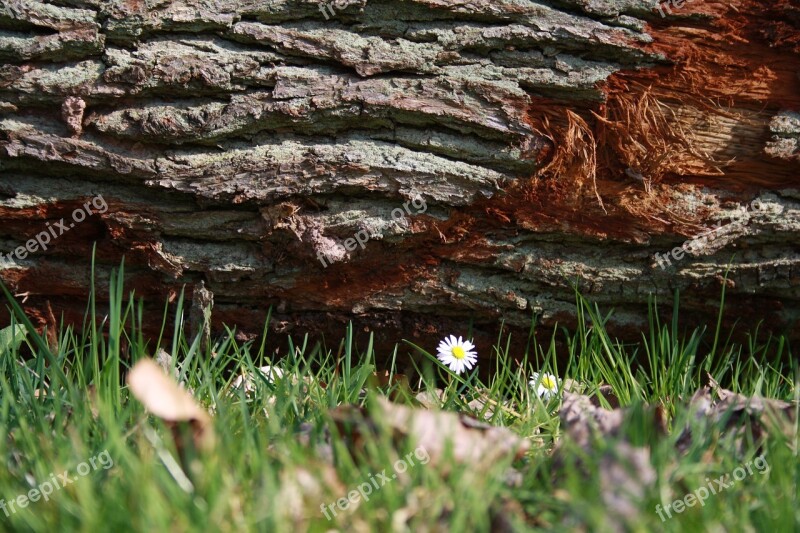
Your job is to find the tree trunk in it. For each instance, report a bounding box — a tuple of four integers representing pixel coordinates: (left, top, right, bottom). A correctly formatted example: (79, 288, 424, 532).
(1, 0, 799, 352)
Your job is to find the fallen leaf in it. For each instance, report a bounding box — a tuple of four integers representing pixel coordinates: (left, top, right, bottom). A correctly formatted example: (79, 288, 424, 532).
(554, 393, 658, 530)
(415, 389, 444, 409)
(598, 443, 656, 528)
(128, 358, 215, 451)
(558, 392, 666, 448)
(558, 392, 626, 448)
(562, 379, 619, 408)
(372, 397, 530, 473)
(677, 375, 797, 453)
(276, 462, 345, 528)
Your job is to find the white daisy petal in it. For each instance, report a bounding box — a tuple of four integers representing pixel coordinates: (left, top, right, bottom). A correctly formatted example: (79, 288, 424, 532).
(435, 334, 478, 376)
(529, 372, 561, 401)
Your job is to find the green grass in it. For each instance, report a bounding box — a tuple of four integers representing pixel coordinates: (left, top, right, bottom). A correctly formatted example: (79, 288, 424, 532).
(0, 263, 797, 532)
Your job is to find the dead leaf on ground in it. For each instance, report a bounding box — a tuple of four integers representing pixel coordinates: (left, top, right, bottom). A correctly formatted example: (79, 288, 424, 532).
(329, 398, 529, 475)
(373, 397, 530, 473)
(598, 442, 656, 529)
(558, 392, 626, 448)
(328, 404, 382, 455)
(558, 392, 667, 448)
(554, 393, 659, 530)
(127, 358, 215, 452)
(553, 383, 796, 529)
(562, 379, 619, 408)
(677, 374, 797, 453)
(276, 462, 345, 529)
(415, 389, 445, 409)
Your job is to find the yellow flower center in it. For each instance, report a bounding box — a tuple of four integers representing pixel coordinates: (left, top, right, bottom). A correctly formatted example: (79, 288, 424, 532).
(542, 376, 557, 390)
(451, 346, 466, 360)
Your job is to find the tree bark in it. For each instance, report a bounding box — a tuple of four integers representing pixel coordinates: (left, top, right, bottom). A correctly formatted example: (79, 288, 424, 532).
(1, 0, 799, 351)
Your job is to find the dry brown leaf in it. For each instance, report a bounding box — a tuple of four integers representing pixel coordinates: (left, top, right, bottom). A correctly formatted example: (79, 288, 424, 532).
(558, 392, 626, 448)
(562, 380, 620, 409)
(415, 389, 445, 409)
(329, 405, 381, 455)
(372, 397, 530, 473)
(555, 393, 658, 530)
(128, 358, 215, 451)
(329, 398, 529, 475)
(559, 392, 667, 448)
(598, 443, 656, 529)
(276, 462, 345, 528)
(677, 376, 797, 453)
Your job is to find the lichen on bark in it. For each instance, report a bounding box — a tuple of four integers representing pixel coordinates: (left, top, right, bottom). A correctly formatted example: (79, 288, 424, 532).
(1, 0, 798, 350)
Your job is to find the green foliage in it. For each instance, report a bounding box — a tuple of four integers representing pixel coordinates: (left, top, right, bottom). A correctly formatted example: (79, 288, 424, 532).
(0, 264, 796, 532)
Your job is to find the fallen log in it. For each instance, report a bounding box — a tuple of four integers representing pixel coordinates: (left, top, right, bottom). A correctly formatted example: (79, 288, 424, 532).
(1, 0, 798, 354)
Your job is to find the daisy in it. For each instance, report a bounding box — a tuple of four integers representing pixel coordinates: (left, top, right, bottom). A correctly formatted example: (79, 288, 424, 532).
(530, 372, 560, 400)
(436, 335, 478, 375)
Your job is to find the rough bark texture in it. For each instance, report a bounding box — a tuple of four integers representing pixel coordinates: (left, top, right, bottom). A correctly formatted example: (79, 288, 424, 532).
(1, 0, 799, 354)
